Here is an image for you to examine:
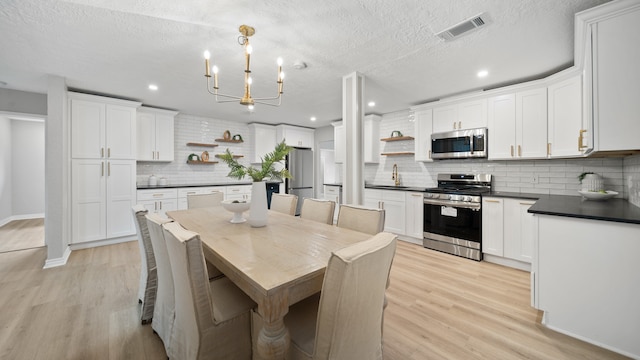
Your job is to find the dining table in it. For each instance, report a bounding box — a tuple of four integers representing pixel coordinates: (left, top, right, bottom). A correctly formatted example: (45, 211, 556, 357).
(166, 206, 372, 360)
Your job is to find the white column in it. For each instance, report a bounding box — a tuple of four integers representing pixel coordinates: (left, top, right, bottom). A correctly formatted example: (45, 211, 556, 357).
(342, 72, 364, 206)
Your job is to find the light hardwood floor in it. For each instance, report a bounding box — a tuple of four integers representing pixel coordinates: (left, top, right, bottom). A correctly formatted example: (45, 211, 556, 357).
(0, 219, 45, 253)
(0, 239, 628, 359)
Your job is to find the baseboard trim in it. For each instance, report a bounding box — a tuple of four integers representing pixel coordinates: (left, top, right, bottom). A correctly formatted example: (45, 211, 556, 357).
(43, 246, 72, 269)
(69, 235, 136, 251)
(397, 235, 423, 246)
(483, 254, 531, 272)
(0, 213, 45, 227)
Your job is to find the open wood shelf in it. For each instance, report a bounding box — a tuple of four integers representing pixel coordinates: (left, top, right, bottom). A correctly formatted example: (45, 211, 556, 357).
(380, 136, 415, 142)
(215, 154, 244, 159)
(381, 152, 415, 156)
(186, 142, 219, 147)
(215, 138, 244, 143)
(186, 160, 219, 165)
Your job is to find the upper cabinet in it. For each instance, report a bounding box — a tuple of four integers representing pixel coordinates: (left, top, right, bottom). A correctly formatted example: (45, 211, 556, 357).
(590, 3, 640, 152)
(276, 125, 314, 149)
(413, 108, 433, 162)
(136, 106, 177, 162)
(249, 123, 277, 163)
(488, 88, 547, 160)
(547, 75, 586, 158)
(70, 92, 140, 160)
(432, 99, 487, 133)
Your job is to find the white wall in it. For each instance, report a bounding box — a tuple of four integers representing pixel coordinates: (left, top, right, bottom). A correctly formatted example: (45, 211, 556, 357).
(11, 119, 45, 216)
(0, 116, 12, 223)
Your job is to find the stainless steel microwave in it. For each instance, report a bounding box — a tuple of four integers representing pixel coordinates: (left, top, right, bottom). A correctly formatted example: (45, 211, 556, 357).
(431, 128, 487, 159)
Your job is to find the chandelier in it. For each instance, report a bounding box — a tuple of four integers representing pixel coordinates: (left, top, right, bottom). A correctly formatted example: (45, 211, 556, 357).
(203, 25, 284, 109)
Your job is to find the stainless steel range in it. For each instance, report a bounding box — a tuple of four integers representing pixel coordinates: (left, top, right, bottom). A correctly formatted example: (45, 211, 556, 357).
(423, 174, 492, 261)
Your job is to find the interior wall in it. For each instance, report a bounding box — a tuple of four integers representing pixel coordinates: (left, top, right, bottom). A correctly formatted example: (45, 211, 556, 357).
(11, 119, 45, 217)
(0, 88, 47, 115)
(0, 116, 12, 224)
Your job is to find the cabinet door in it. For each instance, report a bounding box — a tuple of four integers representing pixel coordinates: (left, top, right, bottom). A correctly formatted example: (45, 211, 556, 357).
(517, 88, 548, 159)
(432, 105, 458, 133)
(71, 99, 105, 159)
(548, 75, 583, 158)
(324, 185, 341, 222)
(414, 109, 433, 162)
(106, 105, 137, 159)
(405, 192, 424, 238)
(458, 99, 487, 130)
(106, 160, 136, 238)
(136, 112, 155, 161)
(155, 114, 175, 161)
(363, 115, 381, 163)
(504, 199, 536, 263)
(481, 197, 504, 256)
(72, 159, 106, 243)
(381, 190, 405, 235)
(487, 94, 516, 160)
(333, 123, 345, 164)
(250, 124, 277, 163)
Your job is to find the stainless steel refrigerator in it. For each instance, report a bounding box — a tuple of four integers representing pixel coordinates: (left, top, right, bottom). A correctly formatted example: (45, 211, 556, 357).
(286, 148, 314, 215)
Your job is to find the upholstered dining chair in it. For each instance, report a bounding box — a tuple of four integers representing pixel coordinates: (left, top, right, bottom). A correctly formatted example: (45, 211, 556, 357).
(187, 191, 224, 209)
(163, 221, 255, 360)
(299, 198, 336, 225)
(336, 204, 386, 235)
(132, 205, 157, 324)
(270, 193, 298, 216)
(145, 213, 175, 355)
(282, 232, 397, 359)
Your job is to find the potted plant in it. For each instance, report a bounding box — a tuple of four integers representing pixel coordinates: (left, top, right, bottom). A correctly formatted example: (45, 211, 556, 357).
(578, 172, 603, 191)
(218, 140, 292, 227)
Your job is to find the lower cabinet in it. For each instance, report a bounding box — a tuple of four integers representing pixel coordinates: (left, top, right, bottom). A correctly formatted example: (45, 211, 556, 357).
(72, 159, 137, 244)
(137, 189, 178, 217)
(482, 197, 537, 268)
(404, 192, 424, 239)
(364, 189, 405, 235)
(324, 185, 342, 223)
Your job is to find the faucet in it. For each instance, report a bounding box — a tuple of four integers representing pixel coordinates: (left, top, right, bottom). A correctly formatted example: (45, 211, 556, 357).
(392, 164, 400, 186)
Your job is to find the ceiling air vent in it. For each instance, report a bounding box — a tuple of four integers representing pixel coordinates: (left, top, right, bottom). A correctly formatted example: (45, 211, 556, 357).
(436, 13, 490, 41)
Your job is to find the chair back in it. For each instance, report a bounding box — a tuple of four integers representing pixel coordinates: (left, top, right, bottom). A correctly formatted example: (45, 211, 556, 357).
(313, 232, 397, 360)
(300, 198, 336, 224)
(336, 204, 385, 235)
(270, 193, 298, 216)
(163, 221, 214, 359)
(187, 192, 224, 209)
(132, 204, 156, 323)
(145, 213, 175, 353)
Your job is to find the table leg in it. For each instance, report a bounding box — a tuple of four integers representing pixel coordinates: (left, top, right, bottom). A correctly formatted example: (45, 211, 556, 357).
(256, 294, 290, 359)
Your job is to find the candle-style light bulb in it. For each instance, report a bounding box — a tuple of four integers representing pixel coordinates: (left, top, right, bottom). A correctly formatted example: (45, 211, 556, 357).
(248, 77, 253, 85)
(212, 65, 219, 74)
(204, 50, 211, 77)
(277, 57, 283, 66)
(279, 72, 285, 80)
(212, 65, 219, 89)
(204, 50, 211, 60)
(246, 44, 253, 54)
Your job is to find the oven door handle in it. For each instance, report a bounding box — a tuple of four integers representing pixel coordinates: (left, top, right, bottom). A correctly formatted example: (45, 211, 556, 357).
(423, 198, 481, 210)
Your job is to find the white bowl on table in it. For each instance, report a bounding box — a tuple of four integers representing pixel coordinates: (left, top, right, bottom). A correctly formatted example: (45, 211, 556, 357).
(578, 190, 618, 201)
(221, 199, 251, 223)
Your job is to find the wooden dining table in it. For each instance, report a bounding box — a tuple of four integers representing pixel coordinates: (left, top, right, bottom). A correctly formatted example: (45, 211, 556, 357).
(166, 207, 372, 359)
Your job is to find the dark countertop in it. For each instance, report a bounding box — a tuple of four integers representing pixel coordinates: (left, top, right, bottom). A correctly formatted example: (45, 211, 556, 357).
(529, 195, 640, 225)
(323, 183, 343, 187)
(137, 182, 255, 190)
(486, 191, 546, 200)
(365, 184, 428, 192)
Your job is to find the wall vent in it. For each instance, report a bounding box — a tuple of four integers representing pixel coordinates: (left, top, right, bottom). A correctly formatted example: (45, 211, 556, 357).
(436, 13, 490, 41)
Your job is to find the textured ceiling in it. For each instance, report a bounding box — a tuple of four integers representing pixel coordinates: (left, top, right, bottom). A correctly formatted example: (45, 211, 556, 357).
(0, 0, 611, 128)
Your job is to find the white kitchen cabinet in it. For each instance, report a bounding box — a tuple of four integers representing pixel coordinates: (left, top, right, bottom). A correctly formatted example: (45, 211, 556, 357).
(225, 184, 252, 201)
(249, 123, 277, 164)
(136, 107, 177, 161)
(137, 188, 178, 217)
(324, 185, 342, 223)
(177, 186, 227, 210)
(70, 93, 139, 160)
(332, 121, 345, 164)
(547, 75, 585, 158)
(404, 192, 424, 239)
(364, 115, 381, 163)
(276, 125, 314, 149)
(481, 197, 504, 256)
(364, 189, 405, 235)
(72, 159, 137, 244)
(432, 99, 487, 133)
(413, 108, 433, 162)
(591, 5, 640, 152)
(488, 88, 547, 160)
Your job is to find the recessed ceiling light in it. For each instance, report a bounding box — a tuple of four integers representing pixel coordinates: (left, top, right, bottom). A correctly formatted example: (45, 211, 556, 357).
(368, 101, 376, 107)
(477, 70, 489, 78)
(310, 116, 317, 122)
(148, 84, 158, 91)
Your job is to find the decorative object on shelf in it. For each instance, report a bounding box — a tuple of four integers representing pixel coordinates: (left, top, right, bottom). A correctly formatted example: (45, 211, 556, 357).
(232, 134, 243, 141)
(158, 177, 168, 186)
(390, 130, 403, 138)
(148, 174, 157, 186)
(218, 140, 292, 227)
(201, 151, 210, 161)
(578, 172, 604, 191)
(223, 130, 231, 140)
(578, 190, 618, 201)
(221, 199, 250, 223)
(203, 25, 285, 109)
(188, 153, 200, 161)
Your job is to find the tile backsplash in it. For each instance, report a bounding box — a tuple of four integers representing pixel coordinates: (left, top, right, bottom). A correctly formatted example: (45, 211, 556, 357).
(624, 154, 640, 206)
